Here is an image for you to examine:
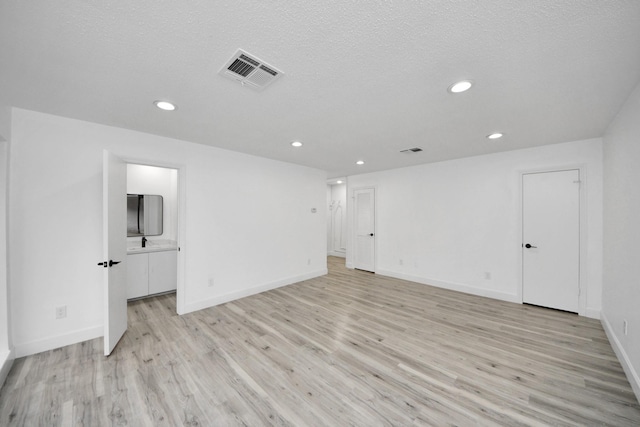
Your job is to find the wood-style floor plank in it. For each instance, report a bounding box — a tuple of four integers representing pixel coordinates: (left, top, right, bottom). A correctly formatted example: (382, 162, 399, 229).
(1, 256, 639, 426)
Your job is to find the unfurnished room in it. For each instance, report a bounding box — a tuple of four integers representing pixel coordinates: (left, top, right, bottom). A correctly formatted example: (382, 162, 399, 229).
(0, 1, 639, 425)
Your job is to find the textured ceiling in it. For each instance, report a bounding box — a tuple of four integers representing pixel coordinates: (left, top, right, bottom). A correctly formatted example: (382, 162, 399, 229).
(1, 1, 640, 178)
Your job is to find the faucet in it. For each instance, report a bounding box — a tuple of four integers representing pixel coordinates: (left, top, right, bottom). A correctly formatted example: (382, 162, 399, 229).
(142, 236, 147, 248)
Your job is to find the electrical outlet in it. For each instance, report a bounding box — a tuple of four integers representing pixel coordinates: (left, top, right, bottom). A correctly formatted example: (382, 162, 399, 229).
(484, 272, 491, 280)
(623, 320, 628, 336)
(399, 259, 403, 266)
(56, 306, 67, 319)
(208, 278, 214, 287)
(307, 258, 311, 265)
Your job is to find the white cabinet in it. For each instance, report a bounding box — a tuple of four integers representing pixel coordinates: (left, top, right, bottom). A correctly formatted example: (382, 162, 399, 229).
(126, 250, 177, 299)
(149, 250, 177, 295)
(127, 253, 149, 299)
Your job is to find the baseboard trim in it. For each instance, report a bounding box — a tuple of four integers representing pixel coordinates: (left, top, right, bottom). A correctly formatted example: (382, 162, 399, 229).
(584, 307, 601, 320)
(327, 251, 346, 258)
(11, 270, 330, 358)
(376, 269, 520, 304)
(183, 269, 328, 314)
(14, 325, 103, 358)
(0, 349, 14, 388)
(601, 313, 640, 403)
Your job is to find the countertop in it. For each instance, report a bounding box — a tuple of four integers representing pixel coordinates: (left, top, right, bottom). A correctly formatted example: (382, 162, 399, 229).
(127, 239, 177, 254)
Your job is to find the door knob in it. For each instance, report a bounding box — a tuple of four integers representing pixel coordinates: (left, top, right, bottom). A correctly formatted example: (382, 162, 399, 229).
(524, 243, 537, 249)
(370, 233, 374, 237)
(108, 260, 122, 267)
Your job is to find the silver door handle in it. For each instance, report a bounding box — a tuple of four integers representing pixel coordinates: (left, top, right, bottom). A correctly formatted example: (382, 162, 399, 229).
(524, 243, 537, 249)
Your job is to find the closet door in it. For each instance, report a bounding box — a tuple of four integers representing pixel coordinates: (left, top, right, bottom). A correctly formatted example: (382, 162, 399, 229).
(522, 170, 580, 313)
(354, 188, 375, 272)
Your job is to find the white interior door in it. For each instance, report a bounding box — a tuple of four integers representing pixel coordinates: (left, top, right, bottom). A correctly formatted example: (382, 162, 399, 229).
(103, 150, 127, 355)
(354, 188, 375, 272)
(522, 170, 580, 313)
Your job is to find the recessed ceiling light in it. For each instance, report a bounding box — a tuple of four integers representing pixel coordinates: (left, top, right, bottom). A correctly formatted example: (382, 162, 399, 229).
(291, 141, 303, 147)
(336, 180, 343, 184)
(487, 133, 504, 140)
(154, 100, 176, 111)
(448, 80, 473, 93)
(356, 160, 365, 165)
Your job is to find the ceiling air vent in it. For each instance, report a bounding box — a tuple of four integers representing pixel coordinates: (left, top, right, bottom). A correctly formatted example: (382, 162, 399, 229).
(400, 147, 423, 154)
(219, 49, 284, 91)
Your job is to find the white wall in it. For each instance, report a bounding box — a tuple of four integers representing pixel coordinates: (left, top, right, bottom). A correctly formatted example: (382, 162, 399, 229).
(602, 81, 640, 400)
(326, 185, 332, 252)
(0, 105, 10, 142)
(126, 164, 178, 243)
(0, 104, 12, 385)
(9, 108, 327, 357)
(0, 141, 8, 354)
(347, 138, 603, 317)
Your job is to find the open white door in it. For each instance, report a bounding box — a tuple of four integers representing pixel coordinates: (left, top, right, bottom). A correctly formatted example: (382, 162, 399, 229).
(354, 188, 375, 272)
(522, 170, 580, 313)
(102, 150, 127, 356)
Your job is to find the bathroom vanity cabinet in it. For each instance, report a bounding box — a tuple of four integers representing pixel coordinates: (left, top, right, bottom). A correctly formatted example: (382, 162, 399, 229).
(126, 249, 177, 300)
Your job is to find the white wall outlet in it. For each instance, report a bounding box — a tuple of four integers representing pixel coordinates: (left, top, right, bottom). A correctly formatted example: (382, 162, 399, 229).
(484, 272, 491, 280)
(56, 305, 67, 319)
(307, 258, 311, 265)
(399, 259, 403, 266)
(208, 278, 214, 287)
(623, 320, 628, 336)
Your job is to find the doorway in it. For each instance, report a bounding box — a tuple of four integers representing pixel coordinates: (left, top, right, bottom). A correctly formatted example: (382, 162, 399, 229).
(327, 179, 347, 258)
(103, 154, 184, 355)
(353, 187, 375, 272)
(522, 169, 580, 313)
(126, 163, 179, 301)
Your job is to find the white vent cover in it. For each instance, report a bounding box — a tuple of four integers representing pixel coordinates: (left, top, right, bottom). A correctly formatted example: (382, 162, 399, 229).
(400, 147, 423, 154)
(219, 49, 283, 91)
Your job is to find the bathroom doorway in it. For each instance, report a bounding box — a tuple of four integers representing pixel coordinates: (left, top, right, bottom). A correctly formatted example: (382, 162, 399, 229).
(103, 156, 185, 355)
(126, 163, 181, 311)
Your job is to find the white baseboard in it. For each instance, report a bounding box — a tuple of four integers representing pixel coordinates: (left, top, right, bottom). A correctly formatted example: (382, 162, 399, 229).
(183, 269, 328, 314)
(584, 307, 601, 319)
(376, 269, 520, 304)
(327, 251, 346, 258)
(0, 349, 14, 388)
(601, 313, 640, 403)
(14, 325, 103, 358)
(11, 270, 330, 358)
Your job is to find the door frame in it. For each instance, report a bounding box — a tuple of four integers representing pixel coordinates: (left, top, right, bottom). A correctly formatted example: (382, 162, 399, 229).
(121, 156, 187, 315)
(349, 186, 377, 272)
(327, 178, 347, 258)
(517, 164, 588, 316)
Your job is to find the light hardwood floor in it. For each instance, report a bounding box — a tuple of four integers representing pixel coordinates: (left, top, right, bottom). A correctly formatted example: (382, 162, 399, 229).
(1, 256, 639, 426)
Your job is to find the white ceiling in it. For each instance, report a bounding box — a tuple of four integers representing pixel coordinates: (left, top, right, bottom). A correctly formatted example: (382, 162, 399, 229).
(1, 1, 640, 178)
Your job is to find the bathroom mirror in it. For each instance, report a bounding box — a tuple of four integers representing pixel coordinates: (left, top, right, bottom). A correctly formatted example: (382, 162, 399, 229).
(127, 194, 163, 237)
